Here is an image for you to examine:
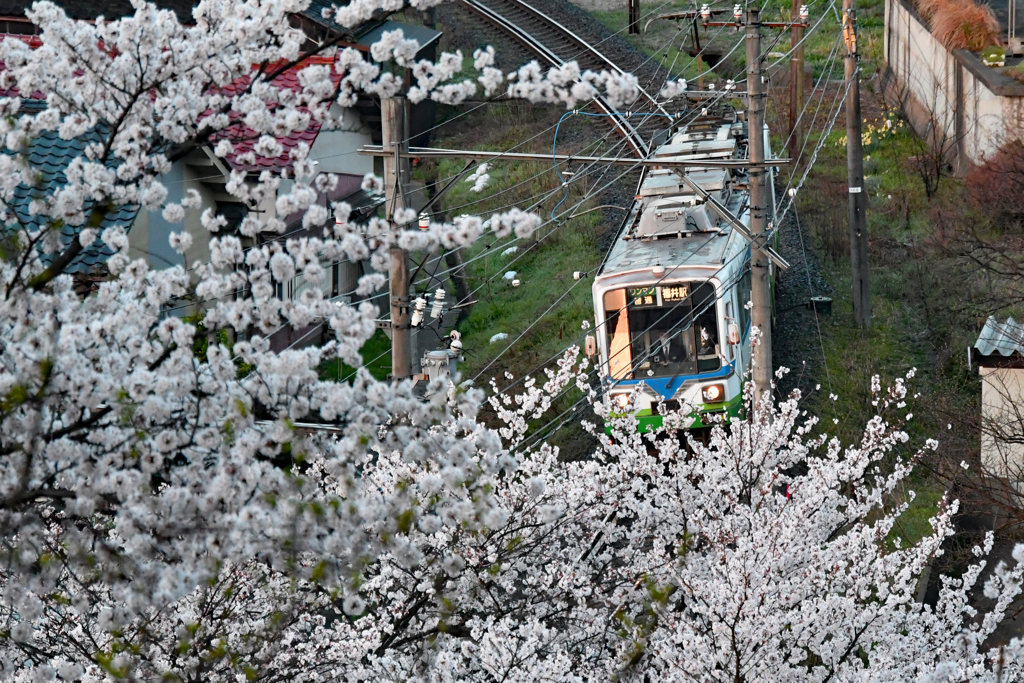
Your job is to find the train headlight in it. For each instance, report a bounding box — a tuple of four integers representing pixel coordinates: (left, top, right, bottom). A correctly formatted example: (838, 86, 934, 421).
(613, 393, 631, 410)
(701, 384, 725, 404)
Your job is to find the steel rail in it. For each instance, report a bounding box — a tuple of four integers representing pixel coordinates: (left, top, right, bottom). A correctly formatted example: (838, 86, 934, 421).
(496, 0, 670, 113)
(459, 0, 654, 157)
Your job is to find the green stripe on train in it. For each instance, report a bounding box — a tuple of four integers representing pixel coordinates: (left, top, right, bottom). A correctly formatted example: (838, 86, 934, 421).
(605, 391, 745, 434)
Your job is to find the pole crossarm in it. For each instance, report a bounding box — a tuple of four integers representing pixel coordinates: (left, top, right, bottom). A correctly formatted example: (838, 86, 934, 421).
(359, 145, 791, 168)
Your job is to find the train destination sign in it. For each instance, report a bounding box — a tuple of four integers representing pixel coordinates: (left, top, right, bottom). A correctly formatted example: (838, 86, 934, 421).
(661, 285, 690, 302)
(627, 284, 691, 307)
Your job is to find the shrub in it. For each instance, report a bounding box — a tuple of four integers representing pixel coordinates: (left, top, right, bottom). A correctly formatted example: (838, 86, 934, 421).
(916, 0, 947, 20)
(929, 0, 1000, 50)
(966, 140, 1024, 227)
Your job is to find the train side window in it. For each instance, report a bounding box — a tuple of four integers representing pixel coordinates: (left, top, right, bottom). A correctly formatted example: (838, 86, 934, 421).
(739, 266, 752, 336)
(725, 301, 733, 360)
(692, 283, 721, 373)
(603, 289, 632, 379)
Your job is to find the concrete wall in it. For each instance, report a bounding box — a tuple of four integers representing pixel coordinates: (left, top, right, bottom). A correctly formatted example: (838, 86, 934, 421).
(980, 366, 1024, 484)
(884, 0, 1024, 166)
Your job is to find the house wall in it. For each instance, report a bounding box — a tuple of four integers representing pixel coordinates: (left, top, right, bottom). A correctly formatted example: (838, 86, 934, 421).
(884, 0, 1024, 167)
(308, 104, 374, 176)
(128, 163, 216, 273)
(980, 366, 1024, 483)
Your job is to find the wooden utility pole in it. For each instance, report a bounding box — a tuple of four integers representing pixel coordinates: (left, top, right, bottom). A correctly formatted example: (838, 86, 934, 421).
(746, 8, 773, 398)
(843, 0, 870, 328)
(383, 96, 413, 378)
(788, 0, 805, 163)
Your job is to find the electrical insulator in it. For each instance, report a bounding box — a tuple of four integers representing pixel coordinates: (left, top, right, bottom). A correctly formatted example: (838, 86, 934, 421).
(725, 79, 736, 91)
(411, 297, 427, 327)
(431, 288, 446, 319)
(799, 4, 809, 21)
(418, 212, 430, 230)
(700, 3, 710, 20)
(512, 279, 521, 288)
(573, 271, 585, 280)
(733, 4, 742, 21)
(450, 330, 463, 354)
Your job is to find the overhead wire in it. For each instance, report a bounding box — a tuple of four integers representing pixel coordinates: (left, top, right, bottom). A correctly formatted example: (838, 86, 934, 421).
(456, 92, 761, 395)
(281, 5, 841, 450)
(488, 21, 852, 442)
(394, 0, 687, 148)
(341, 5, 840, 408)
(477, 41, 789, 396)
(166, 4, 833, 401)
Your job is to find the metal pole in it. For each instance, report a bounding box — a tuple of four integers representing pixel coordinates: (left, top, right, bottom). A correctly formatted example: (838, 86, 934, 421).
(844, 0, 870, 328)
(383, 96, 413, 378)
(788, 0, 804, 164)
(629, 0, 639, 34)
(746, 8, 773, 400)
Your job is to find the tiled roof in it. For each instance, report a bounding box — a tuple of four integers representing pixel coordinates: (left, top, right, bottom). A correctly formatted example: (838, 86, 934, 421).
(299, 0, 350, 36)
(356, 21, 441, 51)
(7, 129, 140, 274)
(209, 56, 343, 172)
(975, 317, 1024, 358)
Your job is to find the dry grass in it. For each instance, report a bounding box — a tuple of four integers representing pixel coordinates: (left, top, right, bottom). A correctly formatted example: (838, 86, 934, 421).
(928, 0, 999, 50)
(915, 0, 946, 20)
(917, 0, 946, 19)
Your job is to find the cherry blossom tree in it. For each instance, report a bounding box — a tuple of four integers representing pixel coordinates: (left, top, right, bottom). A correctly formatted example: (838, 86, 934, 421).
(5, 346, 1024, 680)
(0, 0, 1020, 679)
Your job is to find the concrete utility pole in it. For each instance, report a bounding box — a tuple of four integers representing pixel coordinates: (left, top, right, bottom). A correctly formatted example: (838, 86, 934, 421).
(788, 0, 805, 163)
(746, 8, 773, 398)
(383, 96, 413, 378)
(843, 0, 870, 328)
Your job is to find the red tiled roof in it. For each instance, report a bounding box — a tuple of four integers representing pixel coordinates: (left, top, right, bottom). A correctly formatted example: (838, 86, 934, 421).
(206, 55, 343, 173)
(0, 35, 44, 99)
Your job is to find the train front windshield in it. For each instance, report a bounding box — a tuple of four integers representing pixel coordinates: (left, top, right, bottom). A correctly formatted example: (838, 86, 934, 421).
(603, 282, 721, 380)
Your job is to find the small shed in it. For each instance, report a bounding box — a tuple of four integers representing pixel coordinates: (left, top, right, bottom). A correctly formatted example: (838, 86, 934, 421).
(973, 317, 1024, 484)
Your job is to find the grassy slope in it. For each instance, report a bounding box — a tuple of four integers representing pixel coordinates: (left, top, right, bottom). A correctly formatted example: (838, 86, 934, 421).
(417, 104, 610, 379)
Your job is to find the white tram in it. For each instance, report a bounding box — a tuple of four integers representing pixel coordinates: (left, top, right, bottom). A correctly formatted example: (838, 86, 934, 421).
(590, 107, 776, 431)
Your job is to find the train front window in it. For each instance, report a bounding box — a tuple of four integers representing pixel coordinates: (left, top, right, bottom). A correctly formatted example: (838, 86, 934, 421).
(604, 283, 721, 380)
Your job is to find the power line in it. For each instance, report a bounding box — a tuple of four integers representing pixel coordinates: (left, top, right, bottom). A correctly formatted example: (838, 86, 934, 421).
(486, 48, 853, 439)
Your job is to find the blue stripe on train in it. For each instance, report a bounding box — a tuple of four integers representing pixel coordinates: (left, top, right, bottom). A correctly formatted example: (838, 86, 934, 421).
(610, 362, 735, 400)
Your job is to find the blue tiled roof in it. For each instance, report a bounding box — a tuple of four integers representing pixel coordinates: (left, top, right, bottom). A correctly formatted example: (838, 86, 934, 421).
(7, 127, 140, 274)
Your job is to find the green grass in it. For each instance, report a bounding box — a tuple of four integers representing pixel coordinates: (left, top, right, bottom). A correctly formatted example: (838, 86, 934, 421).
(764, 70, 985, 542)
(431, 152, 608, 380)
(319, 330, 392, 383)
(589, 0, 887, 83)
(408, 102, 624, 456)
(888, 481, 947, 549)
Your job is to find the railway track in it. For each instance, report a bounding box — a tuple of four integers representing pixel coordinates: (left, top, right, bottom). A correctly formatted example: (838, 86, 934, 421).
(459, 0, 671, 158)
